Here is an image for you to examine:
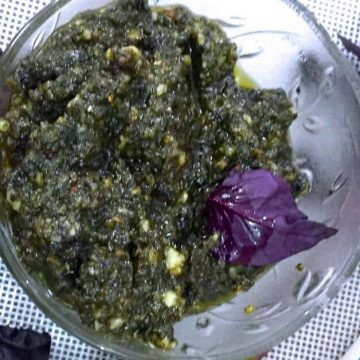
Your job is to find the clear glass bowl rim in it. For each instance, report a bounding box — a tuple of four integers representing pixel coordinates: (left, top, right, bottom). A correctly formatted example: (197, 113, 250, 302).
(1, 0, 360, 359)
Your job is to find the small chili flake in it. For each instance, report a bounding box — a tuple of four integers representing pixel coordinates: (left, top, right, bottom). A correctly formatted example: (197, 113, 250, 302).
(71, 185, 78, 193)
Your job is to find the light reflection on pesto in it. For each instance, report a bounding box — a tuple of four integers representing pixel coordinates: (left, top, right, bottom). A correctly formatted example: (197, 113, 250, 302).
(0, 0, 306, 350)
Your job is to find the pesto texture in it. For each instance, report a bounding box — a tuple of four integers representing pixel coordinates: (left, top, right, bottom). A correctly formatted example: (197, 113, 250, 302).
(0, 0, 305, 349)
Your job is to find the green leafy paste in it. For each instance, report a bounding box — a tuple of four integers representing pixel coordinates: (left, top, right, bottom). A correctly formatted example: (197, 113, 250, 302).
(0, 0, 306, 349)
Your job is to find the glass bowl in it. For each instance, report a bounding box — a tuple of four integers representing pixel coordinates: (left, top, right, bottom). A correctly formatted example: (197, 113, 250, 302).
(1, 0, 360, 359)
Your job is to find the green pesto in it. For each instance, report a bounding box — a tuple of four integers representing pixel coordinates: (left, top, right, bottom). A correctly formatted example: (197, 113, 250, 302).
(0, 0, 305, 349)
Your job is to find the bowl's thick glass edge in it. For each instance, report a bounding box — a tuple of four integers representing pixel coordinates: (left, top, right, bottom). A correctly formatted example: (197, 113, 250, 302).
(284, 0, 360, 103)
(239, 0, 360, 356)
(0, 0, 360, 359)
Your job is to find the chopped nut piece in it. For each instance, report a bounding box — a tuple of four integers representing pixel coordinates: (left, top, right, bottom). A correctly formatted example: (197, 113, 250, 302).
(112, 215, 121, 224)
(105, 48, 115, 61)
(129, 107, 139, 123)
(243, 114, 252, 125)
(35, 172, 43, 186)
(94, 321, 103, 331)
(159, 337, 176, 350)
(148, 248, 160, 264)
(215, 159, 228, 170)
(82, 29, 92, 40)
(182, 55, 192, 66)
(109, 317, 124, 330)
(177, 152, 187, 167)
(128, 29, 141, 41)
(178, 191, 188, 204)
(197, 32, 205, 46)
(165, 247, 185, 275)
(163, 291, 178, 307)
(131, 187, 141, 195)
(162, 134, 174, 145)
(0, 120, 9, 132)
(103, 178, 112, 189)
(156, 84, 167, 96)
(121, 45, 141, 61)
(6, 189, 21, 212)
(140, 219, 150, 232)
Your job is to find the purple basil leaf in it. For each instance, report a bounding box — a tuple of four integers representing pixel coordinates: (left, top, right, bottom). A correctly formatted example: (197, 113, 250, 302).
(207, 169, 337, 266)
(0, 325, 51, 360)
(339, 34, 360, 59)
